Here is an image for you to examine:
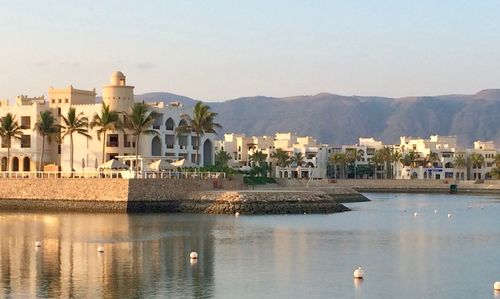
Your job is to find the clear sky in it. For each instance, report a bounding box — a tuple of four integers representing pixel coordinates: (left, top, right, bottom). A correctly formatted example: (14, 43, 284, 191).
(1, 0, 499, 101)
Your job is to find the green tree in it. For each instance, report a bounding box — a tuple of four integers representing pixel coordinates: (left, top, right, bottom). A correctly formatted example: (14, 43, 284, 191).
(249, 150, 268, 177)
(453, 153, 466, 180)
(0, 113, 23, 171)
(494, 153, 500, 168)
(291, 152, 305, 167)
(470, 153, 485, 180)
(60, 108, 92, 171)
(33, 111, 59, 171)
(391, 150, 402, 179)
(426, 151, 440, 167)
(122, 103, 158, 173)
(90, 104, 122, 164)
(330, 152, 347, 179)
(176, 101, 221, 165)
(215, 150, 231, 168)
(270, 148, 290, 167)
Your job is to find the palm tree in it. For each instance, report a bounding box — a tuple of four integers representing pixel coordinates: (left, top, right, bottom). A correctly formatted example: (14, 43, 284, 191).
(494, 153, 500, 169)
(90, 104, 122, 164)
(0, 113, 23, 171)
(453, 153, 466, 180)
(60, 108, 92, 171)
(249, 150, 268, 177)
(291, 152, 305, 167)
(371, 150, 385, 179)
(175, 101, 221, 165)
(33, 111, 59, 171)
(470, 153, 485, 180)
(270, 148, 290, 168)
(345, 149, 357, 179)
(215, 150, 232, 168)
(330, 152, 347, 179)
(122, 103, 158, 173)
(391, 150, 402, 179)
(426, 151, 440, 167)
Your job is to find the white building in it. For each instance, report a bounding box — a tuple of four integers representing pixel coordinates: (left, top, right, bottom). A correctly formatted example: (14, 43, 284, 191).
(0, 72, 216, 172)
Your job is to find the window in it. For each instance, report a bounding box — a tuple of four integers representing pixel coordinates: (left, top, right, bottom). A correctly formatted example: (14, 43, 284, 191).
(191, 154, 196, 162)
(58, 144, 61, 154)
(20, 116, 31, 129)
(165, 134, 174, 149)
(1, 137, 8, 148)
(107, 134, 119, 147)
(124, 134, 135, 148)
(178, 135, 188, 149)
(57, 108, 61, 116)
(58, 99, 62, 103)
(51, 99, 55, 104)
(191, 136, 198, 149)
(65, 98, 69, 103)
(21, 135, 31, 148)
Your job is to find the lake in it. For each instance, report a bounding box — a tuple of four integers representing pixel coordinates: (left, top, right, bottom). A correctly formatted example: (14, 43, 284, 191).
(0, 193, 499, 298)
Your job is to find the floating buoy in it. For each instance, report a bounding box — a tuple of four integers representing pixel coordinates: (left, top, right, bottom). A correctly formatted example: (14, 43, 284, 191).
(447, 213, 452, 218)
(304, 212, 307, 215)
(468, 204, 472, 209)
(35, 241, 42, 247)
(190, 251, 198, 259)
(353, 267, 364, 279)
(97, 246, 104, 253)
(235, 212, 240, 217)
(434, 209, 438, 214)
(494, 281, 500, 290)
(414, 212, 418, 217)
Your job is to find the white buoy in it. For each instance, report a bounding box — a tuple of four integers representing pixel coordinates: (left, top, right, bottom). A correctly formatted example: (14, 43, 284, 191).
(434, 209, 438, 214)
(190, 251, 198, 259)
(353, 267, 364, 279)
(447, 213, 452, 218)
(468, 204, 472, 209)
(494, 281, 500, 290)
(97, 246, 104, 253)
(35, 241, 42, 247)
(235, 212, 240, 217)
(414, 212, 418, 217)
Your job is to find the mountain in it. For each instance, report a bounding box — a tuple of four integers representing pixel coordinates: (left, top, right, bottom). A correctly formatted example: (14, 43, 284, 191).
(136, 90, 500, 147)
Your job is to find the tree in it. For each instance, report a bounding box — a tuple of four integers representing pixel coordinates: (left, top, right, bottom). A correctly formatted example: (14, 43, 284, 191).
(176, 101, 221, 165)
(371, 150, 385, 179)
(330, 152, 347, 179)
(215, 150, 231, 168)
(494, 154, 500, 169)
(0, 113, 23, 171)
(249, 150, 268, 177)
(470, 153, 485, 180)
(345, 149, 357, 179)
(426, 151, 440, 167)
(453, 153, 466, 180)
(391, 150, 402, 179)
(33, 111, 59, 171)
(490, 167, 500, 179)
(122, 103, 158, 173)
(90, 104, 122, 164)
(270, 148, 290, 168)
(291, 152, 305, 167)
(60, 108, 92, 171)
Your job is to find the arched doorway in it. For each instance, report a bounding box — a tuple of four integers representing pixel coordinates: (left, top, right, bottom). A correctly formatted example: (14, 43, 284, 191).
(1, 157, 6, 171)
(151, 136, 162, 156)
(12, 157, 19, 172)
(23, 157, 30, 171)
(203, 139, 213, 166)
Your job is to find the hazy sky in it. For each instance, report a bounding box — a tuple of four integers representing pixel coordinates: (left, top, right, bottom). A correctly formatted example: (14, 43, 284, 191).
(1, 0, 500, 101)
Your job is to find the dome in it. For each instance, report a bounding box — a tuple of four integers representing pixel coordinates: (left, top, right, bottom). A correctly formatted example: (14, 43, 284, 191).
(111, 71, 125, 78)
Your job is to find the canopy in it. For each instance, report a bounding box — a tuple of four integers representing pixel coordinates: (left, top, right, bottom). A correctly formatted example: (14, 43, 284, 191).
(171, 158, 200, 168)
(98, 159, 130, 170)
(148, 159, 175, 171)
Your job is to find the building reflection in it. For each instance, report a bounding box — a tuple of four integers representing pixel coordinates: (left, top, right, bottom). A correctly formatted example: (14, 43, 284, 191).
(0, 213, 216, 298)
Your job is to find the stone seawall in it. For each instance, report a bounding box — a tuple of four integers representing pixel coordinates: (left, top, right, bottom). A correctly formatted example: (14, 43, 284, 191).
(0, 178, 351, 214)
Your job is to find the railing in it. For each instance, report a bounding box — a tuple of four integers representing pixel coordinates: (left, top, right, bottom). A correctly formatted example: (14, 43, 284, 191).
(0, 171, 226, 180)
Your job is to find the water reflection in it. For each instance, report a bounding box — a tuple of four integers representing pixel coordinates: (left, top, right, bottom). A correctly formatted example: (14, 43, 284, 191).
(0, 213, 217, 298)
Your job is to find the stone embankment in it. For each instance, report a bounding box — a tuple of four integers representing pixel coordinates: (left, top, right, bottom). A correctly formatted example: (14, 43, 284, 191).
(0, 178, 359, 214)
(278, 178, 500, 194)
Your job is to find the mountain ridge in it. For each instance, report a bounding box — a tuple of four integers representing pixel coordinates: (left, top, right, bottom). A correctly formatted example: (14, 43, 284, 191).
(134, 90, 500, 147)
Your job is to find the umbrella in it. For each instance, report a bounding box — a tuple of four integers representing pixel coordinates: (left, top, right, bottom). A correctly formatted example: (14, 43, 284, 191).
(171, 158, 200, 168)
(98, 159, 130, 170)
(148, 159, 175, 171)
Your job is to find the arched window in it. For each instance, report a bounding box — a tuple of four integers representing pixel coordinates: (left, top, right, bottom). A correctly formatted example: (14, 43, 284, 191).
(23, 157, 30, 171)
(151, 136, 162, 156)
(1, 157, 6, 171)
(203, 139, 213, 166)
(444, 162, 453, 168)
(179, 119, 188, 127)
(165, 118, 175, 130)
(12, 157, 19, 172)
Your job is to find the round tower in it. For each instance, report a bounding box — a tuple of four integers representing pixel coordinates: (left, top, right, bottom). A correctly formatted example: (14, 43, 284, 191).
(102, 71, 135, 112)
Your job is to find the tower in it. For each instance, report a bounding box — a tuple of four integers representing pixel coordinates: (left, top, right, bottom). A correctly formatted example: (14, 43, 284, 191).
(102, 71, 134, 112)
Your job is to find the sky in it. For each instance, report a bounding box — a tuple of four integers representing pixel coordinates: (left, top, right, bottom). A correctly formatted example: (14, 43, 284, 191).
(1, 0, 500, 102)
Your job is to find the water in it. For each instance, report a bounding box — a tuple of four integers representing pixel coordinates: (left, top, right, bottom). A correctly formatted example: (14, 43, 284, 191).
(0, 193, 499, 298)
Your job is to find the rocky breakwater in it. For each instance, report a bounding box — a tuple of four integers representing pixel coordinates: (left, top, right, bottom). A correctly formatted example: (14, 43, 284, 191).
(133, 190, 351, 214)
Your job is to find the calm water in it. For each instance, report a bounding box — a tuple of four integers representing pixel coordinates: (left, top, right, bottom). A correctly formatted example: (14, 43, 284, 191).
(1, 193, 500, 298)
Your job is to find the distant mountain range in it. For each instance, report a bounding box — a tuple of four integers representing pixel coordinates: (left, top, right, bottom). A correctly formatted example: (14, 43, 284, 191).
(135, 90, 500, 147)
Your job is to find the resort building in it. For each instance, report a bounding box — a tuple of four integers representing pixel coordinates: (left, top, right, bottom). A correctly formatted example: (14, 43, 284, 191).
(0, 72, 216, 172)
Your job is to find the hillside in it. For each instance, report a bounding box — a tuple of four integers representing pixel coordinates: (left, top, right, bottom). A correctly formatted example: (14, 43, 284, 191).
(135, 90, 500, 147)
